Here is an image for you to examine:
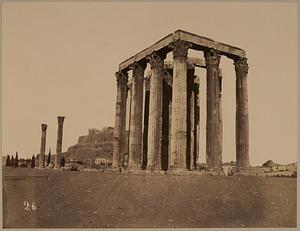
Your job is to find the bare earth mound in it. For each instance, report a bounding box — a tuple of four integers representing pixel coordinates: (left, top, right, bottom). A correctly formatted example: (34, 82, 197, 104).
(2, 167, 296, 228)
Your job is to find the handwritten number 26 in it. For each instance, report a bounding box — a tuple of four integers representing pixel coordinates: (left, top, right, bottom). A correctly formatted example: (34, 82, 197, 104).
(24, 201, 37, 210)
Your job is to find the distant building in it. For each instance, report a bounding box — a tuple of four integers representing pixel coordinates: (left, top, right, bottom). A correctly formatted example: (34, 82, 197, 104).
(95, 158, 110, 165)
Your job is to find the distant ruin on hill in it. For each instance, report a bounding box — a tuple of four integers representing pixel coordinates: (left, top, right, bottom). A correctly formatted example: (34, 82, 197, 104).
(64, 127, 114, 162)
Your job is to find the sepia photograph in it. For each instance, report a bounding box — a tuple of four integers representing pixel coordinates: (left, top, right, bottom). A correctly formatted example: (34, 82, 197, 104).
(1, 1, 298, 229)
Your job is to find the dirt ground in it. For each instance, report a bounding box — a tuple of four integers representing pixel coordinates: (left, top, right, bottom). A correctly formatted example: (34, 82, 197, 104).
(2, 167, 297, 228)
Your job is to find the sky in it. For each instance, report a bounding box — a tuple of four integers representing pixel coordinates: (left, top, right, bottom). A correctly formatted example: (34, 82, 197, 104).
(2, 2, 298, 166)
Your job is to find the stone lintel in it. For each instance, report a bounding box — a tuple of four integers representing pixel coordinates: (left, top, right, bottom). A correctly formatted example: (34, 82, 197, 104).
(119, 30, 245, 72)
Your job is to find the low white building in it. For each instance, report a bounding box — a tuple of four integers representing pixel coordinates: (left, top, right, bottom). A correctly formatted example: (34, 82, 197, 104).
(95, 158, 110, 165)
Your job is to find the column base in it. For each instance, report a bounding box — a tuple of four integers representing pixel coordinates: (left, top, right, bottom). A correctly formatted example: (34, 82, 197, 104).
(167, 167, 190, 176)
(126, 166, 144, 174)
(128, 169, 145, 175)
(235, 167, 251, 176)
(145, 169, 166, 175)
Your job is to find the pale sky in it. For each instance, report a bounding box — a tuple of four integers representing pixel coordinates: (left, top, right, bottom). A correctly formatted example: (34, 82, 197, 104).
(2, 2, 298, 166)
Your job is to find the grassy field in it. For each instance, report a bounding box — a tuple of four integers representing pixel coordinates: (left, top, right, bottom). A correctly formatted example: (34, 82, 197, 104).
(2, 167, 297, 228)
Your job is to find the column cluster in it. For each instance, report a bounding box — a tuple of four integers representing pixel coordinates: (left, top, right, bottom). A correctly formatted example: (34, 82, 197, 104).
(113, 39, 249, 173)
(37, 116, 65, 170)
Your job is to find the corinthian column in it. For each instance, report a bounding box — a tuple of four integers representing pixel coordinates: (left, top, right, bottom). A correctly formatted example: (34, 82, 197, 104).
(112, 71, 128, 169)
(146, 52, 164, 171)
(218, 69, 223, 168)
(205, 49, 222, 170)
(194, 76, 200, 166)
(188, 72, 195, 170)
(234, 58, 250, 170)
(142, 76, 150, 169)
(39, 124, 47, 168)
(169, 40, 191, 171)
(55, 116, 65, 169)
(128, 62, 145, 170)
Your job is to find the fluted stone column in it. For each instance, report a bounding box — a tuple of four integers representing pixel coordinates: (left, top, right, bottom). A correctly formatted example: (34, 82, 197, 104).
(162, 71, 172, 171)
(194, 76, 200, 166)
(218, 70, 223, 168)
(124, 81, 132, 167)
(142, 76, 150, 169)
(147, 53, 164, 171)
(128, 62, 145, 170)
(39, 124, 47, 168)
(189, 77, 195, 170)
(55, 116, 65, 169)
(234, 58, 250, 170)
(113, 72, 128, 168)
(169, 40, 191, 171)
(205, 49, 222, 170)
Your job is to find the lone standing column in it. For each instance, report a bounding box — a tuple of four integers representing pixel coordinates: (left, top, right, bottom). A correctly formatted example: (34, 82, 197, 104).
(113, 72, 128, 169)
(147, 53, 164, 171)
(169, 40, 191, 171)
(205, 49, 222, 170)
(128, 62, 145, 170)
(55, 116, 65, 169)
(39, 124, 47, 168)
(234, 58, 250, 170)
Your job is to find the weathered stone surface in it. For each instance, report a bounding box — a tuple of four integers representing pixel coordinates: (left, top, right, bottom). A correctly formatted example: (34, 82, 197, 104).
(142, 76, 150, 169)
(113, 72, 128, 168)
(128, 62, 145, 169)
(205, 49, 222, 170)
(116, 31, 250, 173)
(169, 40, 191, 171)
(234, 58, 250, 170)
(161, 71, 172, 171)
(119, 30, 245, 71)
(217, 70, 223, 170)
(147, 52, 164, 170)
(55, 116, 65, 169)
(39, 124, 47, 168)
(194, 76, 200, 166)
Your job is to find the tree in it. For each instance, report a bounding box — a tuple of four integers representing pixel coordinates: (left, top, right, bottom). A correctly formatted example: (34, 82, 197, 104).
(47, 148, 51, 166)
(61, 157, 65, 167)
(5, 155, 11, 167)
(14, 152, 19, 168)
(11, 155, 15, 167)
(31, 155, 35, 168)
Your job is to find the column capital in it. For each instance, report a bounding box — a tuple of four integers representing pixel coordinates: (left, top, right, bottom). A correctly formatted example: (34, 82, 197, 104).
(204, 49, 221, 66)
(170, 40, 192, 58)
(147, 52, 164, 69)
(144, 76, 150, 91)
(115, 71, 128, 87)
(130, 62, 145, 80)
(41, 124, 47, 131)
(234, 58, 249, 74)
(57, 116, 65, 125)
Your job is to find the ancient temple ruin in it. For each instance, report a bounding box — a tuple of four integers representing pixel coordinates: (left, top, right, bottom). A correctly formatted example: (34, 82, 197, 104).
(113, 30, 249, 173)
